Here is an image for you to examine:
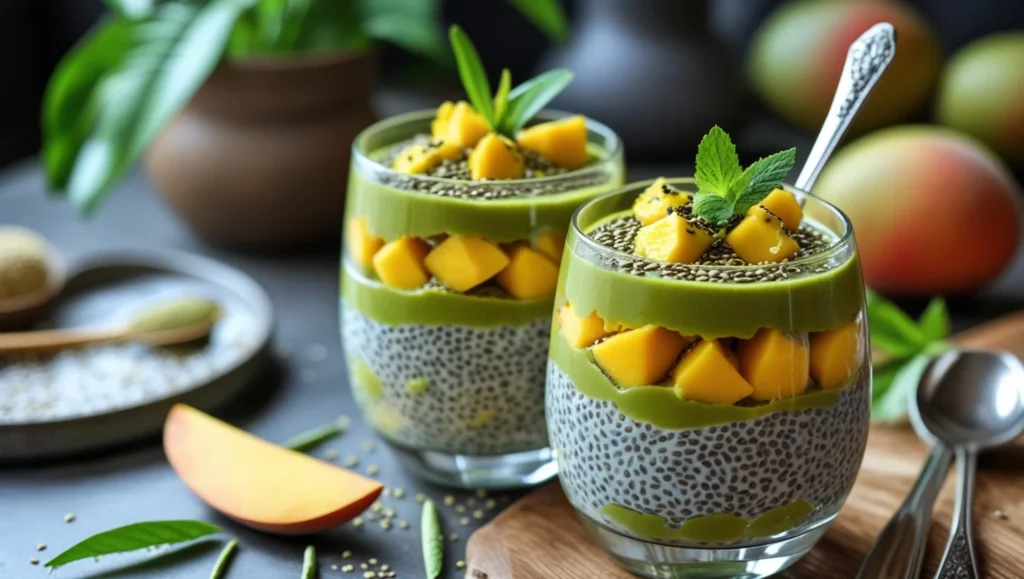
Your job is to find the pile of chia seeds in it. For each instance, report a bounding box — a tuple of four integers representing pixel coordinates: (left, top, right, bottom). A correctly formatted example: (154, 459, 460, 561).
(375, 135, 610, 200)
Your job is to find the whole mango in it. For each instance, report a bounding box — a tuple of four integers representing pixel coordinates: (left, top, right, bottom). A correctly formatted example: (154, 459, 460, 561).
(936, 32, 1024, 166)
(815, 126, 1021, 295)
(747, 0, 942, 134)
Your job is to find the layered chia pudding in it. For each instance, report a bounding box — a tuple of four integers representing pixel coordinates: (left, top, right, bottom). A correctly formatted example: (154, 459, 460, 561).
(547, 133, 869, 577)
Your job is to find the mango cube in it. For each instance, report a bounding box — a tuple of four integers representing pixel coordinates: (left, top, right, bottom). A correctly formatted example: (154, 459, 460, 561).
(445, 101, 490, 148)
(496, 245, 559, 300)
(516, 115, 589, 169)
(755, 188, 803, 232)
(430, 101, 456, 140)
(671, 340, 754, 405)
(346, 217, 384, 272)
(725, 206, 799, 264)
(533, 232, 566, 264)
(392, 140, 462, 174)
(372, 237, 430, 290)
(634, 213, 714, 264)
(810, 322, 863, 389)
(633, 178, 691, 226)
(469, 133, 525, 180)
(558, 303, 614, 348)
(592, 326, 690, 387)
(737, 329, 809, 401)
(424, 235, 509, 292)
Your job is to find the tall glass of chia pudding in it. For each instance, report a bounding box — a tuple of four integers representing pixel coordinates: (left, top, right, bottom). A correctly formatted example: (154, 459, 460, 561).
(341, 105, 623, 488)
(547, 176, 870, 577)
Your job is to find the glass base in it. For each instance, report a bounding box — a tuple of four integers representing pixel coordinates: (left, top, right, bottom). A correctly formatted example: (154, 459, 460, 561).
(386, 441, 558, 490)
(579, 512, 834, 579)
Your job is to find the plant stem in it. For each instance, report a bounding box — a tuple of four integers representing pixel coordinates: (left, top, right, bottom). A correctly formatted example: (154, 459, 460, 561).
(209, 539, 238, 579)
(301, 545, 317, 579)
(282, 420, 344, 452)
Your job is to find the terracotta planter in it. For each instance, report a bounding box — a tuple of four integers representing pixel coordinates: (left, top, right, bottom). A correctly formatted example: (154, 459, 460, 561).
(146, 51, 376, 249)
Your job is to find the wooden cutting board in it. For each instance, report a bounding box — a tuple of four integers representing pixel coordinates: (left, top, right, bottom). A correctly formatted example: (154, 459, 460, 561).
(467, 311, 1024, 579)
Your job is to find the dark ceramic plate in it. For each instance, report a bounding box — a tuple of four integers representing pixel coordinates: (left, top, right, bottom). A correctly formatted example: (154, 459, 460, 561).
(0, 250, 273, 462)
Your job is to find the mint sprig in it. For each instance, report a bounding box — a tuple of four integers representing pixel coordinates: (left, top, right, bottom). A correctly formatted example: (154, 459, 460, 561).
(448, 25, 573, 138)
(691, 126, 796, 228)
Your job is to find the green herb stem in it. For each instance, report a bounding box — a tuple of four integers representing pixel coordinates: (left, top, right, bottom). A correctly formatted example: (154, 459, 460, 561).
(281, 419, 345, 452)
(301, 545, 317, 579)
(421, 500, 444, 579)
(209, 538, 239, 579)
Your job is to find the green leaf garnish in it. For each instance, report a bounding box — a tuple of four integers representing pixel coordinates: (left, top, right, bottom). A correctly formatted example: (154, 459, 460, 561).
(500, 68, 574, 136)
(301, 545, 317, 579)
(506, 0, 568, 42)
(917, 297, 951, 343)
(493, 68, 512, 125)
(692, 194, 734, 228)
(281, 416, 347, 451)
(45, 520, 222, 570)
(695, 126, 742, 196)
(421, 499, 444, 579)
(733, 148, 797, 214)
(209, 538, 239, 579)
(448, 25, 494, 126)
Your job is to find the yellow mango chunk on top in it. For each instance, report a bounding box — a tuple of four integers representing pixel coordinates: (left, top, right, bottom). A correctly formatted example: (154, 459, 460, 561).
(469, 133, 525, 180)
(725, 206, 799, 264)
(430, 101, 456, 140)
(445, 101, 490, 148)
(671, 340, 753, 405)
(810, 322, 863, 389)
(592, 326, 690, 387)
(533, 232, 566, 264)
(633, 178, 691, 226)
(755, 188, 803, 232)
(495, 245, 559, 300)
(516, 115, 589, 169)
(372, 237, 430, 290)
(634, 213, 714, 264)
(346, 217, 384, 272)
(558, 303, 614, 348)
(737, 329, 809, 401)
(424, 235, 509, 292)
(392, 140, 462, 174)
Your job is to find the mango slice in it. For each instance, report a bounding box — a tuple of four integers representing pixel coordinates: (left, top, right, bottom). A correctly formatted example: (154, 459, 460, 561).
(558, 303, 614, 349)
(725, 206, 799, 264)
(516, 115, 589, 169)
(737, 329, 809, 401)
(431, 101, 456, 140)
(755, 188, 803, 231)
(592, 325, 690, 387)
(534, 232, 566, 265)
(445, 101, 490, 148)
(372, 237, 430, 290)
(424, 234, 509, 292)
(469, 133, 525, 180)
(671, 340, 753, 405)
(346, 217, 384, 272)
(634, 213, 714, 264)
(810, 322, 863, 389)
(496, 245, 559, 299)
(392, 140, 462, 174)
(633, 178, 691, 226)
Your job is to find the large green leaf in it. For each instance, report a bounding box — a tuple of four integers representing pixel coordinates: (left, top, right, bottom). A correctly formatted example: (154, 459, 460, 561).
(104, 0, 156, 19)
(506, 0, 567, 41)
(360, 0, 446, 61)
(67, 0, 254, 214)
(448, 25, 494, 127)
(865, 290, 929, 359)
(45, 520, 222, 570)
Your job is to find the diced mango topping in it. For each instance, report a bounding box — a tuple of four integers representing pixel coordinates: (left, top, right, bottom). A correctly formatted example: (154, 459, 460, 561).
(558, 303, 614, 349)
(810, 322, 863, 389)
(725, 206, 799, 264)
(533, 232, 566, 265)
(632, 178, 691, 226)
(392, 140, 462, 174)
(737, 329, 809, 401)
(634, 213, 714, 264)
(431, 101, 456, 139)
(671, 340, 754, 405)
(372, 237, 430, 290)
(346, 217, 384, 272)
(469, 133, 525, 180)
(592, 326, 690, 387)
(755, 188, 803, 232)
(445, 101, 490, 148)
(424, 235, 509, 292)
(516, 115, 589, 169)
(496, 245, 559, 300)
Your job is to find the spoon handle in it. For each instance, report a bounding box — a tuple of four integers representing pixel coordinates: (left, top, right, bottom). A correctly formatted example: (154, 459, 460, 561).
(855, 445, 953, 579)
(935, 447, 980, 579)
(794, 22, 897, 192)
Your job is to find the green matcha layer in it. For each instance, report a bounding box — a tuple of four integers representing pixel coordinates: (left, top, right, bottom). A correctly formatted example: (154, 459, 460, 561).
(602, 500, 815, 543)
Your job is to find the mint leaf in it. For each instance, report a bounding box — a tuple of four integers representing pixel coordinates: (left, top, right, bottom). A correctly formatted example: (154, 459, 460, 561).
(694, 126, 742, 196)
(918, 297, 950, 343)
(866, 290, 929, 359)
(733, 148, 796, 214)
(871, 353, 932, 423)
(692, 194, 734, 227)
(448, 25, 494, 127)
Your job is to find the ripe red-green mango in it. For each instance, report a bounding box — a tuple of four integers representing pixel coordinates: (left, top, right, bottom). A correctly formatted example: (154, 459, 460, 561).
(815, 126, 1021, 295)
(936, 32, 1024, 166)
(747, 0, 942, 134)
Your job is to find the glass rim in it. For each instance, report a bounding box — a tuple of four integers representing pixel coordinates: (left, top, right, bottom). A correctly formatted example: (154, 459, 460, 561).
(569, 177, 857, 273)
(350, 108, 624, 187)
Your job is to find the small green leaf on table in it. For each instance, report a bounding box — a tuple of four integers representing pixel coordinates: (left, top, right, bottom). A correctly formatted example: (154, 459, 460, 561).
(282, 417, 346, 451)
(302, 545, 317, 579)
(421, 499, 444, 579)
(45, 520, 222, 570)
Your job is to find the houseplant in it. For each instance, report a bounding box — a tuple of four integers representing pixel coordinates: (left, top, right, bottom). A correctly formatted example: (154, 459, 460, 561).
(42, 0, 566, 249)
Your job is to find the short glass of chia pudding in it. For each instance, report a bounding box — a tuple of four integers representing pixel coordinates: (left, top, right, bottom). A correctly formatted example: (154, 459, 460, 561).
(341, 107, 623, 488)
(547, 178, 870, 577)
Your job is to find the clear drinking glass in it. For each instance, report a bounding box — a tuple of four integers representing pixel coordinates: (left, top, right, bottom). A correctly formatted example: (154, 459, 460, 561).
(547, 178, 870, 577)
(341, 110, 624, 489)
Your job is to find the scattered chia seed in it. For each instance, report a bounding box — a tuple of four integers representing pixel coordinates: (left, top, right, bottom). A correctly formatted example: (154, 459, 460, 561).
(352, 517, 364, 528)
(362, 440, 376, 452)
(460, 517, 470, 526)
(366, 464, 379, 476)
(995, 510, 1009, 520)
(443, 495, 455, 506)
(415, 493, 426, 504)
(399, 520, 409, 529)
(64, 513, 75, 523)
(456, 561, 467, 569)
(29, 558, 39, 565)
(343, 550, 352, 559)
(474, 489, 487, 498)
(450, 533, 459, 542)
(455, 504, 466, 514)
(472, 510, 484, 519)
(322, 448, 338, 461)
(35, 544, 46, 551)
(344, 455, 359, 467)
(343, 564, 355, 572)
(392, 488, 405, 499)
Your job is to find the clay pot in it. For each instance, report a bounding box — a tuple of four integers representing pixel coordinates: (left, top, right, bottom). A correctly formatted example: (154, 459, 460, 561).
(146, 51, 376, 250)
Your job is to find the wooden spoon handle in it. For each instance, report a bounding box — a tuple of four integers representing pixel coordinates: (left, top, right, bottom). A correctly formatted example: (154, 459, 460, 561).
(0, 327, 127, 354)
